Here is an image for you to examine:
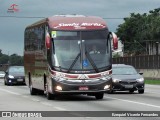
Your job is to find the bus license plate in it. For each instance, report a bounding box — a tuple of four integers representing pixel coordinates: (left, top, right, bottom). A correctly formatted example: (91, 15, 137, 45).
(79, 86, 88, 90)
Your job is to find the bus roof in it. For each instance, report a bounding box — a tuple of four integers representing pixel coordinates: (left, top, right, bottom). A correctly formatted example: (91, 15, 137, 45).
(26, 15, 108, 30)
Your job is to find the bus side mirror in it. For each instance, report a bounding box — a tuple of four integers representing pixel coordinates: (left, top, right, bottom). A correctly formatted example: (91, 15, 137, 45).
(45, 33, 51, 50)
(111, 32, 118, 50)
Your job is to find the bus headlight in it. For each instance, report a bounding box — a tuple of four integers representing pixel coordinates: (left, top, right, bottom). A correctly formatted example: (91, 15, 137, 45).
(55, 85, 62, 91)
(136, 78, 144, 82)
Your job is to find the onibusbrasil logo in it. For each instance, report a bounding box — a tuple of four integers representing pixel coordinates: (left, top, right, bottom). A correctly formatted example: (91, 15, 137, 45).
(7, 4, 19, 13)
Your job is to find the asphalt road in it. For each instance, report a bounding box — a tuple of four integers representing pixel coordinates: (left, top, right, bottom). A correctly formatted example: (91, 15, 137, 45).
(0, 79, 160, 120)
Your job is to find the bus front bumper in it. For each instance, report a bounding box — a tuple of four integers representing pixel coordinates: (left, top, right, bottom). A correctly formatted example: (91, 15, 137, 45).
(51, 78, 112, 94)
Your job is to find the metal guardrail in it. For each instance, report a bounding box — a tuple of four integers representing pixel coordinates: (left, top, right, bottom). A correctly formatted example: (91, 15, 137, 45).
(112, 55, 160, 69)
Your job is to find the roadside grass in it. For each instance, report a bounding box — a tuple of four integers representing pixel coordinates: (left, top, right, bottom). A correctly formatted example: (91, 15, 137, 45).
(145, 79, 160, 85)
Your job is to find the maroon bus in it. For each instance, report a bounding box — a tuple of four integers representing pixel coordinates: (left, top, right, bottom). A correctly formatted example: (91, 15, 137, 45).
(24, 15, 118, 100)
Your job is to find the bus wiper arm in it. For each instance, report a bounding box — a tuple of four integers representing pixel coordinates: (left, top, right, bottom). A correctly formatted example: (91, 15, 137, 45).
(67, 53, 81, 73)
(85, 51, 99, 73)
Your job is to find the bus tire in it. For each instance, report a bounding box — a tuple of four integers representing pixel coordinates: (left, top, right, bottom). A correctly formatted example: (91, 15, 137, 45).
(46, 91, 53, 100)
(95, 93, 104, 99)
(46, 89, 55, 100)
(46, 84, 55, 100)
(29, 81, 37, 95)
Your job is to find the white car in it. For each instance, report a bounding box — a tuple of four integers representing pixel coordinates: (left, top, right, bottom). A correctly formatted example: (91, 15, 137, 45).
(0, 71, 5, 79)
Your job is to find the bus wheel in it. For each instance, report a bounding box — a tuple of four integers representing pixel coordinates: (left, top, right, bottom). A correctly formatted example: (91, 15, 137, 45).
(46, 91, 53, 100)
(46, 85, 55, 100)
(29, 82, 37, 95)
(95, 93, 104, 99)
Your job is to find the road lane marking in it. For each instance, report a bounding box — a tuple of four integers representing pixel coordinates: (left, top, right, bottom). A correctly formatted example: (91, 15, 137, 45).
(0, 88, 21, 95)
(54, 107, 67, 111)
(0, 87, 67, 110)
(41, 102, 52, 107)
(22, 95, 29, 98)
(145, 91, 160, 95)
(31, 98, 40, 102)
(105, 96, 160, 109)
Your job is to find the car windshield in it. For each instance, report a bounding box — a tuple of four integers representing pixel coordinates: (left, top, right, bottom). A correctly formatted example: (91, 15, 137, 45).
(9, 66, 24, 74)
(112, 66, 137, 75)
(52, 30, 111, 72)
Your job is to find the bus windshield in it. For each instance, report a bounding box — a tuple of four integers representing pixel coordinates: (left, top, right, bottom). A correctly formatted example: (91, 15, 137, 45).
(52, 30, 111, 73)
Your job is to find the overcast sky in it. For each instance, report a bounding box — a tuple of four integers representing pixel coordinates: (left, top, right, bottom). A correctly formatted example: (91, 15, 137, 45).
(0, 0, 160, 56)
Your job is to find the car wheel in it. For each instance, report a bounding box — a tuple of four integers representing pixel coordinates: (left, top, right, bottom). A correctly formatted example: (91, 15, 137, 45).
(95, 93, 104, 99)
(138, 89, 144, 94)
(129, 90, 134, 93)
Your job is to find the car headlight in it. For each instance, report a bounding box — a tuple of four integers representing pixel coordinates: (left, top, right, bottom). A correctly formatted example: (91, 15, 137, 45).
(136, 78, 144, 82)
(112, 78, 121, 83)
(8, 75, 14, 79)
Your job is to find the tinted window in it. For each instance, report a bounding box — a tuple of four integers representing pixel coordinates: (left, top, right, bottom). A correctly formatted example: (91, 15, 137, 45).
(9, 66, 24, 73)
(112, 66, 137, 75)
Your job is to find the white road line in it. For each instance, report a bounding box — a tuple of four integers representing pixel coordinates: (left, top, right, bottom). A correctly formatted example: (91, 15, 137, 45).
(105, 96, 160, 109)
(0, 88, 21, 95)
(0, 87, 66, 110)
(41, 102, 52, 107)
(54, 106, 67, 111)
(145, 91, 160, 95)
(31, 98, 40, 102)
(22, 95, 29, 98)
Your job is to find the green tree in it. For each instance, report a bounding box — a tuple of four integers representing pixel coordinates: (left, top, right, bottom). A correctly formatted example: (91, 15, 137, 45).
(116, 8, 160, 55)
(9, 54, 24, 66)
(0, 54, 9, 64)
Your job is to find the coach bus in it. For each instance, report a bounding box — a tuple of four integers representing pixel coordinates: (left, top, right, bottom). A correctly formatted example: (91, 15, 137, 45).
(24, 15, 118, 100)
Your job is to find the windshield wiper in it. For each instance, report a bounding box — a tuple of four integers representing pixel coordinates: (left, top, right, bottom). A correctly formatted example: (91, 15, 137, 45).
(85, 51, 99, 73)
(67, 53, 81, 73)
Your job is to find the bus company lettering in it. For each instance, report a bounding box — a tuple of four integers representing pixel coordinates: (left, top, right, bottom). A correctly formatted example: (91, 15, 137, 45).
(81, 23, 103, 26)
(59, 23, 79, 27)
(59, 23, 103, 27)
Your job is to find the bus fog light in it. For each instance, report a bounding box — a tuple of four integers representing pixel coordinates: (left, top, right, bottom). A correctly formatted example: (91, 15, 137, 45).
(104, 85, 110, 90)
(56, 86, 62, 91)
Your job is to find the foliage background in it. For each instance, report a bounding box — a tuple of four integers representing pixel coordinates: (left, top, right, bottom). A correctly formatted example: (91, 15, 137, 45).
(116, 8, 160, 55)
